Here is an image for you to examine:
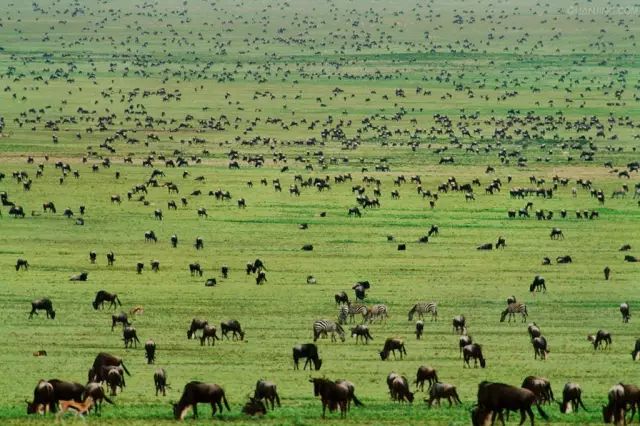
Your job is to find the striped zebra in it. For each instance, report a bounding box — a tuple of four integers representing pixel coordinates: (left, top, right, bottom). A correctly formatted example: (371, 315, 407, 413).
(313, 319, 345, 342)
(408, 302, 438, 321)
(366, 304, 389, 324)
(500, 303, 528, 323)
(347, 302, 368, 323)
(337, 305, 349, 325)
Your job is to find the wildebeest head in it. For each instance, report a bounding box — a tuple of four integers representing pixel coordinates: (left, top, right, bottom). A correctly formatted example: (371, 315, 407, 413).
(49, 310, 56, 320)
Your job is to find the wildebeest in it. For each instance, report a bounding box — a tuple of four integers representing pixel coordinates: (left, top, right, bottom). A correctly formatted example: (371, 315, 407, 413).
(254, 380, 281, 410)
(123, 326, 141, 348)
(189, 263, 203, 276)
(529, 275, 546, 293)
(625, 255, 639, 262)
(83, 382, 114, 414)
(496, 236, 506, 249)
(350, 324, 373, 344)
(154, 368, 167, 396)
(29, 298, 56, 319)
(26, 380, 55, 415)
(47, 379, 86, 411)
(292, 343, 322, 370)
(588, 330, 612, 350)
(559, 382, 586, 413)
(452, 315, 466, 334)
(256, 270, 267, 285)
(348, 206, 361, 217)
(387, 373, 414, 403)
(427, 382, 462, 407)
(187, 318, 208, 339)
(528, 323, 541, 340)
(144, 230, 157, 243)
(309, 378, 363, 418)
(221, 320, 245, 341)
(170, 235, 178, 248)
(151, 260, 160, 272)
(200, 325, 220, 346)
(205, 278, 217, 287)
(172, 382, 230, 420)
(459, 335, 473, 358)
(144, 340, 156, 364)
(221, 265, 229, 279)
(111, 312, 130, 331)
(42, 201, 57, 213)
(379, 337, 406, 360)
(463, 343, 486, 368)
(556, 255, 572, 264)
(89, 251, 97, 263)
(522, 376, 554, 405)
(302, 244, 314, 251)
(16, 258, 29, 271)
(620, 303, 630, 323)
(352, 281, 370, 301)
(602, 384, 626, 424)
(242, 397, 267, 416)
(136, 262, 144, 274)
(92, 290, 121, 310)
(90, 353, 131, 383)
(107, 251, 115, 266)
(477, 243, 493, 250)
(415, 320, 424, 340)
(335, 291, 349, 306)
(69, 272, 88, 281)
(415, 366, 439, 392)
(550, 227, 564, 239)
(605, 266, 611, 280)
(475, 381, 548, 426)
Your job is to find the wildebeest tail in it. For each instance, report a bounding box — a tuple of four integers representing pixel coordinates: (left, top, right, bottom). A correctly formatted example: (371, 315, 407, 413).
(536, 403, 549, 420)
(103, 395, 115, 405)
(116, 295, 122, 306)
(222, 391, 231, 411)
(120, 361, 131, 376)
(351, 393, 364, 407)
(578, 397, 587, 411)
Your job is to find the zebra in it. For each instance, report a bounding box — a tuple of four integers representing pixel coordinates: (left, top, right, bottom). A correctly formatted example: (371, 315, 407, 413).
(337, 305, 349, 325)
(408, 302, 438, 321)
(313, 320, 345, 343)
(347, 302, 368, 323)
(500, 303, 528, 323)
(366, 304, 389, 324)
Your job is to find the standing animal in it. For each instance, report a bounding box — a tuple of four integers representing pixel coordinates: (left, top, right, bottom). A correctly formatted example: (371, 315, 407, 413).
(189, 263, 203, 276)
(452, 315, 466, 334)
(427, 382, 462, 407)
(16, 258, 29, 271)
(550, 227, 564, 239)
(200, 325, 220, 346)
(154, 368, 167, 396)
(47, 379, 85, 412)
(602, 384, 626, 424)
(415, 366, 439, 392)
(90, 353, 131, 382)
(55, 397, 95, 419)
(292, 343, 322, 370)
(500, 303, 528, 322)
(387, 373, 414, 403)
(347, 302, 368, 323)
(530, 275, 546, 292)
(313, 320, 345, 342)
(588, 330, 612, 350)
(350, 324, 373, 344)
(352, 281, 370, 300)
(620, 303, 630, 323)
(528, 323, 541, 340)
(309, 378, 363, 418)
(632, 338, 640, 361)
(365, 304, 388, 324)
(522, 376, 554, 405)
(123, 326, 141, 348)
(83, 382, 114, 414)
(476, 381, 548, 426)
(144, 340, 156, 364)
(254, 380, 281, 410)
(334, 291, 349, 305)
(408, 302, 438, 321)
(459, 335, 473, 358)
(187, 318, 208, 339)
(172, 382, 230, 420)
(29, 298, 56, 319)
(26, 380, 55, 415)
(111, 312, 130, 330)
(463, 343, 486, 368)
(415, 320, 424, 340)
(559, 382, 586, 413)
(379, 338, 407, 360)
(605, 266, 611, 280)
(220, 320, 245, 340)
(532, 336, 549, 360)
(92, 290, 121, 310)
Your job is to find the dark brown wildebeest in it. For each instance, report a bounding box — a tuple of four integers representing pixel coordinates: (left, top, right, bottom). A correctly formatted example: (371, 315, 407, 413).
(29, 298, 56, 319)
(172, 382, 230, 420)
(9, 205, 26, 218)
(350, 324, 373, 344)
(242, 397, 267, 416)
(256, 270, 267, 285)
(415, 366, 439, 392)
(427, 382, 462, 407)
(221, 320, 245, 340)
(42, 201, 56, 213)
(550, 227, 564, 239)
(83, 382, 114, 414)
(496, 236, 506, 249)
(221, 265, 229, 279)
(293, 343, 322, 370)
(397, 243, 407, 250)
(123, 326, 141, 348)
(301, 244, 314, 251)
(144, 340, 156, 364)
(151, 260, 160, 272)
(459, 335, 473, 358)
(154, 209, 163, 220)
(205, 278, 217, 287)
(335, 291, 349, 306)
(415, 320, 424, 339)
(89, 251, 97, 263)
(144, 230, 157, 243)
(90, 353, 131, 382)
(530, 275, 546, 293)
(92, 290, 121, 310)
(463, 343, 486, 368)
(605, 266, 611, 280)
(475, 381, 548, 426)
(254, 380, 281, 410)
(107, 251, 115, 266)
(477, 243, 493, 250)
(47, 379, 85, 411)
(522, 376, 554, 405)
(632, 339, 640, 361)
(428, 225, 439, 237)
(187, 318, 208, 339)
(200, 325, 220, 346)
(189, 263, 203, 276)
(136, 262, 144, 274)
(309, 378, 363, 418)
(602, 384, 626, 424)
(559, 382, 586, 413)
(588, 330, 612, 350)
(154, 368, 167, 396)
(387, 373, 414, 403)
(379, 338, 407, 360)
(106, 368, 124, 396)
(620, 303, 630, 323)
(237, 198, 246, 208)
(110, 195, 121, 204)
(69, 272, 88, 281)
(26, 380, 55, 415)
(111, 312, 130, 331)
(528, 323, 541, 340)
(452, 315, 466, 334)
(16, 258, 29, 271)
(348, 206, 362, 217)
(170, 235, 178, 248)
(625, 255, 639, 262)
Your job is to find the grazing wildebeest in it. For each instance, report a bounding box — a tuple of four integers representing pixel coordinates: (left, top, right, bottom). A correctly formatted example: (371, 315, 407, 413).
(556, 255, 572, 264)
(189, 263, 203, 276)
(47, 379, 86, 411)
(105, 368, 124, 397)
(221, 265, 229, 279)
(16, 258, 29, 271)
(530, 275, 546, 293)
(302, 244, 314, 251)
(588, 330, 612, 350)
(379, 338, 406, 360)
(292, 343, 322, 370)
(415, 320, 424, 340)
(605, 266, 611, 280)
(200, 325, 220, 346)
(144, 230, 157, 243)
(89, 251, 97, 264)
(335, 291, 349, 305)
(550, 228, 564, 239)
(9, 205, 25, 217)
(150, 260, 160, 272)
(69, 272, 88, 281)
(26, 380, 55, 415)
(397, 243, 406, 250)
(83, 382, 113, 414)
(476, 381, 548, 426)
(254, 380, 281, 410)
(42, 201, 57, 213)
(107, 251, 115, 266)
(309, 378, 363, 418)
(90, 353, 131, 383)
(172, 382, 230, 420)
(221, 320, 245, 340)
(187, 318, 208, 339)
(123, 326, 141, 348)
(194, 237, 204, 250)
(154, 368, 167, 396)
(427, 382, 462, 407)
(136, 262, 144, 274)
(350, 324, 373, 344)
(144, 340, 156, 364)
(110, 195, 121, 204)
(170, 235, 178, 248)
(620, 244, 632, 251)
(111, 312, 130, 331)
(154, 209, 163, 220)
(522, 376, 554, 405)
(256, 270, 267, 285)
(477, 243, 493, 250)
(496, 236, 506, 249)
(428, 225, 439, 237)
(348, 207, 361, 217)
(463, 343, 486, 368)
(621, 303, 631, 323)
(452, 315, 466, 334)
(602, 384, 626, 425)
(197, 207, 207, 218)
(387, 373, 414, 403)
(542, 257, 551, 265)
(459, 335, 473, 358)
(92, 290, 121, 310)
(501, 303, 528, 322)
(559, 382, 586, 413)
(29, 298, 56, 319)
(415, 366, 439, 392)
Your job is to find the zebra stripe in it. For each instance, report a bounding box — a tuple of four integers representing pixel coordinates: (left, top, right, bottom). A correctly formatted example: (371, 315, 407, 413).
(347, 303, 368, 323)
(338, 305, 349, 324)
(501, 303, 528, 322)
(366, 304, 388, 323)
(408, 302, 438, 321)
(313, 319, 345, 342)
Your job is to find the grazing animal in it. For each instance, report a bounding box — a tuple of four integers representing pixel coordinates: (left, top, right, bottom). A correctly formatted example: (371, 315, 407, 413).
(476, 381, 548, 426)
(602, 384, 626, 424)
(379, 338, 407, 360)
(254, 380, 281, 410)
(350, 324, 373, 344)
(415, 320, 424, 340)
(29, 298, 56, 319)
(144, 340, 156, 364)
(310, 378, 363, 418)
(151, 260, 160, 272)
(111, 312, 130, 331)
(347, 302, 368, 323)
(123, 326, 141, 348)
(48, 379, 85, 410)
(500, 303, 528, 322)
(588, 330, 612, 350)
(144, 230, 157, 243)
(387, 373, 414, 403)
(550, 228, 564, 239)
(200, 325, 220, 346)
(415, 366, 439, 392)
(633, 339, 640, 361)
(292, 343, 322, 370)
(92, 290, 121, 310)
(83, 382, 113, 414)
(107, 251, 116, 266)
(522, 376, 554, 405)
(496, 236, 506, 249)
(26, 380, 55, 415)
(172, 382, 230, 420)
(90, 353, 131, 382)
(313, 320, 345, 342)
(459, 335, 473, 358)
(427, 382, 462, 407)
(452, 315, 466, 334)
(189, 263, 203, 277)
(221, 320, 245, 340)
(256, 270, 267, 285)
(529, 275, 546, 293)
(463, 343, 486, 368)
(605, 266, 611, 280)
(154, 368, 167, 396)
(556, 255, 572, 264)
(621, 303, 630, 323)
(559, 382, 586, 413)
(187, 319, 208, 339)
(408, 302, 438, 321)
(242, 397, 267, 416)
(16, 258, 29, 271)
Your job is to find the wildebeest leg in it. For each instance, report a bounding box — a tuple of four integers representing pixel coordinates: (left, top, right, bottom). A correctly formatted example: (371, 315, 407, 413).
(303, 358, 309, 370)
(322, 399, 327, 418)
(29, 308, 37, 319)
(192, 403, 198, 419)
